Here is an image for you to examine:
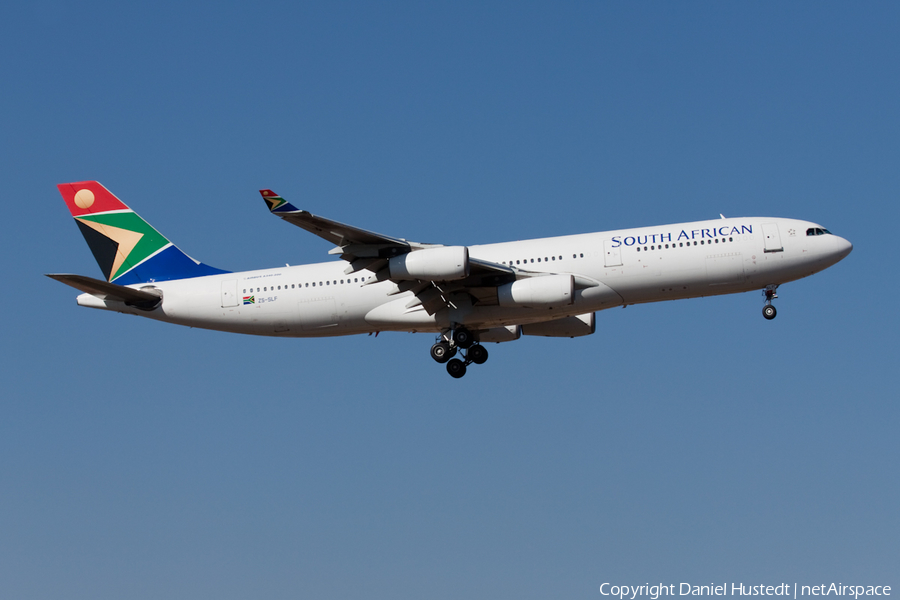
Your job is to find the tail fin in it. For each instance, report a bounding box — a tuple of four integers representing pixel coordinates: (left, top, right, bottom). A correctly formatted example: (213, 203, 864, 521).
(57, 181, 229, 284)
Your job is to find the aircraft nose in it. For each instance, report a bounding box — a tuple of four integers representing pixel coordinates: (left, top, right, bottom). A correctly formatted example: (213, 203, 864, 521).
(836, 236, 853, 259)
(828, 235, 853, 264)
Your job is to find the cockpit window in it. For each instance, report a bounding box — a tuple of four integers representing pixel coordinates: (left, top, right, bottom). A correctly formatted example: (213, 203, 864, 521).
(806, 227, 832, 236)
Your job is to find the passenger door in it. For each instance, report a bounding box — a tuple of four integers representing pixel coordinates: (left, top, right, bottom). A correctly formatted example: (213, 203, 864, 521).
(762, 223, 783, 253)
(221, 280, 239, 308)
(603, 239, 623, 267)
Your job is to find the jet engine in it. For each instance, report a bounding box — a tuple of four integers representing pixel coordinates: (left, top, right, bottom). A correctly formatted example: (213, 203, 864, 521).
(497, 274, 574, 308)
(389, 246, 469, 281)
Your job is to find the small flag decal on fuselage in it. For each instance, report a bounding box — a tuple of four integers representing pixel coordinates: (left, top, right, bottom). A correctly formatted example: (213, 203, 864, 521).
(243, 296, 255, 305)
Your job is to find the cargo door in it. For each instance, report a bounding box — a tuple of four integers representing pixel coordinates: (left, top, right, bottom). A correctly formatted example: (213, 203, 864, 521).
(221, 280, 239, 307)
(706, 253, 745, 286)
(762, 223, 783, 253)
(299, 298, 338, 330)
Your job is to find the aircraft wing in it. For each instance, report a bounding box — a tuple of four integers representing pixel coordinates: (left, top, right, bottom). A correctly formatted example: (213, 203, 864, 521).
(260, 189, 414, 250)
(260, 189, 596, 314)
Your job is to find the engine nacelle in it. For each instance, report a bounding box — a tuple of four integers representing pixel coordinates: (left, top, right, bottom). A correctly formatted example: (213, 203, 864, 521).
(389, 246, 469, 281)
(498, 275, 574, 308)
(522, 313, 595, 338)
(478, 325, 521, 343)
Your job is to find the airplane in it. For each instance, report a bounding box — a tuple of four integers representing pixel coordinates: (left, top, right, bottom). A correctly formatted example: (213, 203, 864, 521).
(48, 181, 853, 378)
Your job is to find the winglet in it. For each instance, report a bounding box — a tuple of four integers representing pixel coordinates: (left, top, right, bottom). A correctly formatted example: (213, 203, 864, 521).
(259, 189, 300, 213)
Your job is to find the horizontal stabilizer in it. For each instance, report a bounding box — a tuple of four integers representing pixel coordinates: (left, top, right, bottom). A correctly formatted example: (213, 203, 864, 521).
(46, 274, 162, 310)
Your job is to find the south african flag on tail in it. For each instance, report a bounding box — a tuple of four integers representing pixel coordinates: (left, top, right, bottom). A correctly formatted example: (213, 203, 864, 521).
(260, 189, 300, 214)
(57, 181, 230, 285)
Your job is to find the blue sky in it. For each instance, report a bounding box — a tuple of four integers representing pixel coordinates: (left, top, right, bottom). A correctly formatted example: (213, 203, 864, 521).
(1, 3, 898, 599)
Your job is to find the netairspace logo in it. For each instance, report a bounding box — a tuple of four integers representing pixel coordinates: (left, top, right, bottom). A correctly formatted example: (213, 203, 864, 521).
(599, 584, 892, 600)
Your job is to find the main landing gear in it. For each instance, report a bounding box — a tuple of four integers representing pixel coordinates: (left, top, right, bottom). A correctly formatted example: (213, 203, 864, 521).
(430, 327, 488, 378)
(762, 285, 778, 320)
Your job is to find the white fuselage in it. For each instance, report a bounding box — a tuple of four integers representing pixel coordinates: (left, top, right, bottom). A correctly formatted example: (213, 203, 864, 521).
(76, 217, 852, 337)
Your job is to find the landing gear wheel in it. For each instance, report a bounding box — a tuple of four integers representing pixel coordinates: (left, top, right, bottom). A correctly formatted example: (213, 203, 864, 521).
(468, 344, 489, 365)
(453, 328, 475, 349)
(446, 358, 467, 378)
(763, 305, 777, 320)
(430, 341, 452, 363)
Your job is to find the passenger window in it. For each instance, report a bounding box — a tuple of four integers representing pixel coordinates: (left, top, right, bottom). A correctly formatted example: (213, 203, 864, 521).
(580, 253, 584, 258)
(537, 258, 541, 262)
(637, 247, 641, 252)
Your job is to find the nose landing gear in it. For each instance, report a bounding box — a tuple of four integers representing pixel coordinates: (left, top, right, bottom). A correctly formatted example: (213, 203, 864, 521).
(762, 285, 778, 320)
(431, 327, 488, 378)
